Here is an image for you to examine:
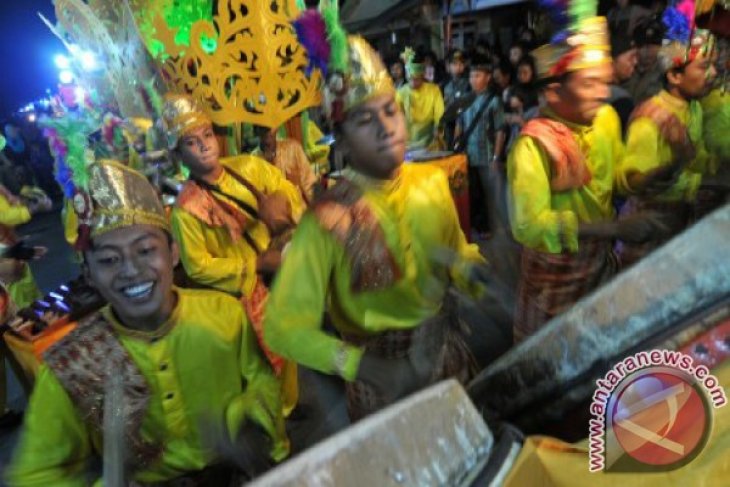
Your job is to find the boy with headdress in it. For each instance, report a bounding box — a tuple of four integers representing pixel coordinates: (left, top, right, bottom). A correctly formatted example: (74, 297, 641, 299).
(164, 96, 303, 406)
(264, 26, 487, 421)
(507, 8, 665, 342)
(396, 48, 446, 150)
(7, 160, 287, 485)
(616, 1, 722, 267)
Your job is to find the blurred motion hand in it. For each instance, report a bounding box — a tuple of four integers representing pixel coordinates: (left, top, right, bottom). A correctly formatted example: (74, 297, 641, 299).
(614, 211, 672, 243)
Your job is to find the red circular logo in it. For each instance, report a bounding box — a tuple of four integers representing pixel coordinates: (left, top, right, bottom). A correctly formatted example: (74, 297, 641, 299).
(611, 370, 710, 468)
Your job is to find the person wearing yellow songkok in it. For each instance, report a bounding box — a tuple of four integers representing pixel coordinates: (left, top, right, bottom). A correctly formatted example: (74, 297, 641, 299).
(615, 9, 722, 267)
(507, 14, 665, 343)
(264, 28, 486, 421)
(396, 48, 445, 150)
(164, 95, 303, 413)
(7, 160, 287, 486)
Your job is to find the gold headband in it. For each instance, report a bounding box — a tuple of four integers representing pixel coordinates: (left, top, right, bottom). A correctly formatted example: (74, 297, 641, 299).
(83, 159, 169, 242)
(323, 36, 396, 122)
(160, 94, 212, 149)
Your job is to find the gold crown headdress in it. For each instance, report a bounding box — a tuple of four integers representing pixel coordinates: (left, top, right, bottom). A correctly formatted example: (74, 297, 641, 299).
(292, 1, 395, 124)
(532, 0, 611, 80)
(159, 95, 212, 150)
(658, 0, 716, 72)
(75, 160, 169, 249)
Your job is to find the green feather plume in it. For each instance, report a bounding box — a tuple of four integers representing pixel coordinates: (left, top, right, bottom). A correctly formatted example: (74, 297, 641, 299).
(568, 0, 598, 30)
(320, 0, 348, 73)
(703, 90, 730, 163)
(143, 78, 165, 119)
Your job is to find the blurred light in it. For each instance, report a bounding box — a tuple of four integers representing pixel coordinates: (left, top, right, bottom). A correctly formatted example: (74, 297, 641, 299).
(27, 113, 37, 123)
(59, 70, 74, 84)
(54, 54, 71, 70)
(68, 44, 81, 55)
(74, 86, 86, 103)
(80, 51, 97, 71)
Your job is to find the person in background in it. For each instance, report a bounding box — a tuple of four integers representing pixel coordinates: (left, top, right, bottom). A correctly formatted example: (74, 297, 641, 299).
(2, 122, 34, 194)
(508, 42, 527, 70)
(253, 126, 318, 205)
(515, 56, 539, 109)
(493, 61, 515, 107)
(505, 86, 532, 151)
(389, 58, 407, 89)
(442, 49, 472, 148)
(608, 28, 640, 135)
(443, 49, 471, 107)
(397, 48, 445, 149)
(455, 54, 507, 238)
(624, 14, 666, 104)
(422, 49, 444, 85)
(607, 0, 650, 37)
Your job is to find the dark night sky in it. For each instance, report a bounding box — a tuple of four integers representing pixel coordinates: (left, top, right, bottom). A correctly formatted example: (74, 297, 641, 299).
(0, 1, 63, 119)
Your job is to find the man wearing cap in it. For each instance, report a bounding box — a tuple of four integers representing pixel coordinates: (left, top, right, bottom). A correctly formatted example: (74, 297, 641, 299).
(616, 7, 720, 267)
(507, 16, 664, 342)
(396, 48, 446, 149)
(264, 35, 486, 421)
(7, 160, 288, 485)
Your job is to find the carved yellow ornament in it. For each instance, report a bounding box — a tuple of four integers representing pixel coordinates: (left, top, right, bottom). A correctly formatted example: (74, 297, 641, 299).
(148, 0, 322, 129)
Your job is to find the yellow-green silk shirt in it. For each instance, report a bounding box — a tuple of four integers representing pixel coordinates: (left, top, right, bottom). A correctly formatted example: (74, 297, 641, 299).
(6, 288, 287, 486)
(171, 155, 304, 297)
(507, 105, 623, 254)
(616, 90, 713, 202)
(396, 82, 445, 148)
(0, 194, 41, 308)
(263, 165, 484, 382)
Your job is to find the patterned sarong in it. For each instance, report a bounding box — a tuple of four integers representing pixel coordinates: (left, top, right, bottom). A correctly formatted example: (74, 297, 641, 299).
(616, 197, 691, 269)
(514, 239, 618, 343)
(342, 294, 476, 421)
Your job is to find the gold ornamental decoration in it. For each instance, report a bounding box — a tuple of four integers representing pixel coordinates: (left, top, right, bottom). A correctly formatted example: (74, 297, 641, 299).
(144, 0, 322, 129)
(46, 0, 160, 119)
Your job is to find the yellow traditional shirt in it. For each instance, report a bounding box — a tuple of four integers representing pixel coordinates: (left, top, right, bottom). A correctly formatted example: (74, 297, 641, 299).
(396, 82, 445, 149)
(6, 288, 287, 486)
(0, 194, 40, 308)
(616, 90, 711, 202)
(0, 193, 31, 229)
(507, 105, 623, 254)
(253, 138, 318, 204)
(302, 117, 331, 175)
(263, 164, 484, 382)
(171, 155, 304, 297)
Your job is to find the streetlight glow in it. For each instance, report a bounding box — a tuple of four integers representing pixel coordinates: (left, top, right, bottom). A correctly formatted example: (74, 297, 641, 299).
(54, 54, 71, 70)
(59, 70, 74, 84)
(80, 51, 97, 71)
